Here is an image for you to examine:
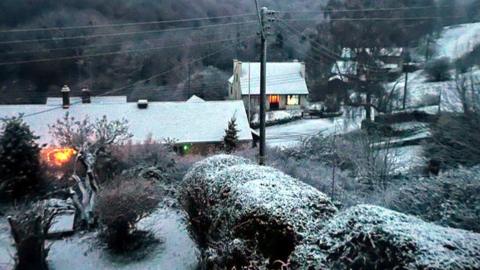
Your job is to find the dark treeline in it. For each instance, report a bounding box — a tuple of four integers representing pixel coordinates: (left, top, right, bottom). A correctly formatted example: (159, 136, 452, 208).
(0, 0, 325, 104)
(0, 0, 478, 104)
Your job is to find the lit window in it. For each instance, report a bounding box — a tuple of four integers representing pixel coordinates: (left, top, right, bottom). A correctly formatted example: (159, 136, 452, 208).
(287, 95, 299, 105)
(268, 95, 280, 103)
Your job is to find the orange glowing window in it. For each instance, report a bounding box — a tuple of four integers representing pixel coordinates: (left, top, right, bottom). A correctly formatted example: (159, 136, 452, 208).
(268, 95, 280, 104)
(42, 148, 77, 167)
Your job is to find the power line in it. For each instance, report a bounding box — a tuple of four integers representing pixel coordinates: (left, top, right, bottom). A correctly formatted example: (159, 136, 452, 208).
(1, 27, 254, 56)
(277, 19, 393, 74)
(0, 13, 257, 34)
(277, 4, 462, 14)
(284, 16, 465, 22)
(0, 20, 257, 46)
(22, 34, 257, 118)
(0, 35, 256, 66)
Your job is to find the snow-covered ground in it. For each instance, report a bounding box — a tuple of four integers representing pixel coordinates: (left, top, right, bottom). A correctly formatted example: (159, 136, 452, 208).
(251, 109, 303, 126)
(435, 22, 480, 60)
(0, 217, 12, 270)
(0, 208, 199, 270)
(387, 22, 480, 113)
(264, 107, 365, 148)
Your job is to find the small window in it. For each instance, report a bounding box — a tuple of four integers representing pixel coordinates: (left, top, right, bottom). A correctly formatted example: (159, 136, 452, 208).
(287, 95, 299, 105)
(268, 95, 280, 104)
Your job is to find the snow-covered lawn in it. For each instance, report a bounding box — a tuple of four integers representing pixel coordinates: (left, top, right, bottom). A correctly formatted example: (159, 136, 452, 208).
(264, 107, 365, 148)
(0, 208, 199, 270)
(435, 22, 480, 60)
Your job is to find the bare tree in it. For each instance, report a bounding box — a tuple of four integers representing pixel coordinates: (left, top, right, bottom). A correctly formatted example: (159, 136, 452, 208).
(336, 131, 398, 190)
(49, 113, 132, 227)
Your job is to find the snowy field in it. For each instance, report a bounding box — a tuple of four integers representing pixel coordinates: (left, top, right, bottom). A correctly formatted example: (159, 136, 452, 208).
(264, 107, 365, 148)
(0, 208, 199, 270)
(435, 22, 480, 60)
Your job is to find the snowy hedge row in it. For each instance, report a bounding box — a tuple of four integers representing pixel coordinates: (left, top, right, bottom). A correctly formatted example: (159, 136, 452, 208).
(179, 155, 480, 269)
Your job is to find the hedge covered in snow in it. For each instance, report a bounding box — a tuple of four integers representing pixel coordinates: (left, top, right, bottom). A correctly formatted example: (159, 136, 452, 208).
(317, 205, 480, 270)
(179, 155, 337, 269)
(179, 155, 480, 269)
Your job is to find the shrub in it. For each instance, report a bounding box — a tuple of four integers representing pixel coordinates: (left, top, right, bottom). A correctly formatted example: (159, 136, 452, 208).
(386, 166, 480, 233)
(108, 137, 179, 182)
(8, 203, 56, 270)
(223, 117, 239, 154)
(0, 116, 41, 200)
(96, 178, 160, 252)
(426, 113, 480, 169)
(424, 57, 451, 82)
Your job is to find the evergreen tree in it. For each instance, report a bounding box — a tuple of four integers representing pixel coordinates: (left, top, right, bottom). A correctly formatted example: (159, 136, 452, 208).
(0, 116, 41, 200)
(223, 117, 239, 154)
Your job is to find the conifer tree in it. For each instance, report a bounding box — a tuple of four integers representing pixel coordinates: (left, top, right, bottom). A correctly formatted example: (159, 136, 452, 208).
(0, 116, 41, 199)
(223, 117, 239, 153)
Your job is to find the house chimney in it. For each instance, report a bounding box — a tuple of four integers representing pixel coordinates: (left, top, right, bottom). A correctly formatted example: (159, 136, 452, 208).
(61, 85, 71, 109)
(137, 99, 148, 109)
(81, 87, 91, 104)
(233, 59, 242, 83)
(300, 62, 306, 78)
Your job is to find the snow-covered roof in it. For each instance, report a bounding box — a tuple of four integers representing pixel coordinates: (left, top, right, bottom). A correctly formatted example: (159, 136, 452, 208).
(186, 95, 205, 103)
(0, 98, 252, 145)
(46, 96, 127, 105)
(228, 62, 309, 95)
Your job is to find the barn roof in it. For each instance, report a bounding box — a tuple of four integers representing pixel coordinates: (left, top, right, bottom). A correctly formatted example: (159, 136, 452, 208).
(0, 96, 252, 145)
(228, 62, 309, 95)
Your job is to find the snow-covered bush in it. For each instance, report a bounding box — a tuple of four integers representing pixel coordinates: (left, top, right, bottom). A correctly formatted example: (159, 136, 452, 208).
(179, 155, 251, 245)
(96, 178, 160, 253)
(315, 205, 480, 269)
(387, 166, 480, 233)
(180, 156, 480, 269)
(0, 116, 42, 200)
(109, 138, 179, 183)
(179, 155, 337, 269)
(425, 57, 451, 82)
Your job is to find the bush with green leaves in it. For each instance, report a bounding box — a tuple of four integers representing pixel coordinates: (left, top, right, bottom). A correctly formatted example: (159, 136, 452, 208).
(0, 116, 41, 200)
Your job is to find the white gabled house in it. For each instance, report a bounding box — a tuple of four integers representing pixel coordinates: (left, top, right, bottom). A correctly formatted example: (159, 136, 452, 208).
(0, 90, 252, 155)
(228, 60, 309, 114)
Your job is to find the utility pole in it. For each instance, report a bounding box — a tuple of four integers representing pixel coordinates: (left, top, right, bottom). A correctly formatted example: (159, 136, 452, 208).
(259, 6, 267, 165)
(402, 60, 415, 110)
(187, 63, 191, 98)
(403, 70, 408, 110)
(254, 1, 274, 165)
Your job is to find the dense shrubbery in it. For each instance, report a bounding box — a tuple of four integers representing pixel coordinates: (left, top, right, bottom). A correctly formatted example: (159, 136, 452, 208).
(96, 178, 160, 252)
(425, 57, 451, 82)
(426, 113, 480, 169)
(0, 116, 42, 200)
(387, 166, 480, 232)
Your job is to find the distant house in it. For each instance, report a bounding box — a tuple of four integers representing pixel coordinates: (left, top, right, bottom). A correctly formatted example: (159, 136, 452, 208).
(331, 48, 405, 82)
(228, 60, 309, 115)
(0, 90, 252, 155)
